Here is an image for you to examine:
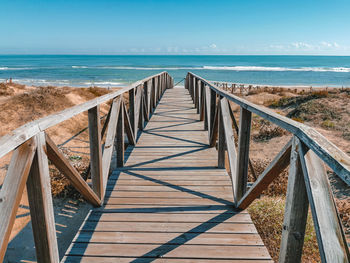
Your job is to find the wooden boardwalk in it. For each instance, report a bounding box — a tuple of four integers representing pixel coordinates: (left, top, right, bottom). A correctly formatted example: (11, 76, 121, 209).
(63, 87, 272, 262)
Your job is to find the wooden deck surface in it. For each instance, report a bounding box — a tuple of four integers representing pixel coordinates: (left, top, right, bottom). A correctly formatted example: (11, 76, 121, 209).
(63, 87, 272, 262)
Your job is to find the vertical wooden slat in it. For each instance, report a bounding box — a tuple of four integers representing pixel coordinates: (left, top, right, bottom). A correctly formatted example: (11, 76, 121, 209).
(209, 88, 216, 138)
(27, 132, 59, 263)
(151, 78, 156, 110)
(88, 105, 103, 200)
(102, 98, 121, 183)
(123, 102, 136, 146)
(299, 143, 350, 263)
(220, 98, 238, 203)
(128, 88, 136, 135)
(279, 136, 309, 263)
(138, 89, 144, 131)
(218, 104, 225, 168)
(195, 79, 200, 113)
(235, 107, 252, 201)
(116, 101, 125, 167)
(0, 138, 36, 262)
(200, 81, 205, 122)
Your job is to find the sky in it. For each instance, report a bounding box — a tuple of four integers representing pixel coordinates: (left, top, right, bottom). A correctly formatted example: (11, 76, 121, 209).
(1, 0, 350, 55)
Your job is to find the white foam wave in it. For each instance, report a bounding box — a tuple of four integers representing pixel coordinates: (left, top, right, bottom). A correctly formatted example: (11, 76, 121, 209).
(83, 81, 122, 86)
(72, 66, 88, 69)
(202, 66, 350, 72)
(0, 67, 34, 70)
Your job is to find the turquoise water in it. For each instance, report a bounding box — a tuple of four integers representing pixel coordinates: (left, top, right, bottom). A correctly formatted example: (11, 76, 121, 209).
(1, 55, 350, 87)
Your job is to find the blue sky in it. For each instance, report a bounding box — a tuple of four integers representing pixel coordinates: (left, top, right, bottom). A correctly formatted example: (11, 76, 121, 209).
(1, 0, 349, 55)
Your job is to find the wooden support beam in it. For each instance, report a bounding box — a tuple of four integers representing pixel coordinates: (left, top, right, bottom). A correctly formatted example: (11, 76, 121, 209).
(237, 138, 292, 209)
(142, 92, 149, 122)
(116, 100, 125, 167)
(151, 78, 156, 110)
(209, 103, 219, 147)
(299, 142, 350, 263)
(235, 107, 252, 202)
(279, 136, 309, 263)
(218, 104, 225, 168)
(195, 79, 200, 113)
(205, 86, 211, 136)
(220, 98, 238, 204)
(45, 134, 101, 207)
(209, 88, 217, 138)
(26, 132, 59, 263)
(134, 86, 142, 136)
(102, 98, 121, 186)
(0, 138, 36, 262)
(123, 102, 136, 146)
(200, 82, 205, 122)
(88, 105, 103, 200)
(138, 89, 145, 131)
(128, 88, 136, 135)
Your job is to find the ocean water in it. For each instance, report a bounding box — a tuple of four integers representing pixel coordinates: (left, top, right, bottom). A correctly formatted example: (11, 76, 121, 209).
(1, 55, 350, 87)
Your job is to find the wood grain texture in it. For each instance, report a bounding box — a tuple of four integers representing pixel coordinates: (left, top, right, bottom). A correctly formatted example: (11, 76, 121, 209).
(46, 134, 101, 206)
(299, 142, 350, 263)
(64, 87, 271, 262)
(0, 138, 36, 262)
(279, 137, 308, 263)
(27, 132, 59, 263)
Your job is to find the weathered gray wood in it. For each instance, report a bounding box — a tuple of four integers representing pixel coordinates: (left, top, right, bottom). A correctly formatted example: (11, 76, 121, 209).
(209, 104, 219, 147)
(0, 138, 36, 262)
(279, 136, 308, 263)
(88, 105, 104, 200)
(45, 134, 101, 207)
(200, 81, 205, 122)
(134, 86, 142, 135)
(299, 143, 350, 263)
(138, 88, 145, 131)
(235, 107, 252, 202)
(220, 98, 238, 204)
(209, 88, 217, 139)
(218, 104, 225, 168)
(102, 98, 121, 186)
(0, 72, 169, 160)
(128, 88, 136, 135)
(116, 100, 125, 167)
(188, 72, 350, 185)
(238, 139, 292, 209)
(123, 102, 136, 146)
(195, 79, 200, 113)
(27, 132, 59, 263)
(205, 86, 212, 135)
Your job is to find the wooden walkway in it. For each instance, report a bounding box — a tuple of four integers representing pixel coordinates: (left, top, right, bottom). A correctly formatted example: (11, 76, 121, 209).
(63, 87, 272, 262)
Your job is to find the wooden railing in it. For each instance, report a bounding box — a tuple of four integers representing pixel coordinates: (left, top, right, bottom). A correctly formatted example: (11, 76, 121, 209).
(185, 72, 350, 263)
(0, 72, 173, 262)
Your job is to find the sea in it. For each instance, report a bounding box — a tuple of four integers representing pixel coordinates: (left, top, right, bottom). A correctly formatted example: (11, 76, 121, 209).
(1, 55, 350, 87)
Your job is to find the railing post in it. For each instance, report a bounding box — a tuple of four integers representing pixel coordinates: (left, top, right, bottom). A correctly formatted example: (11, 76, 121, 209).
(279, 136, 308, 263)
(200, 82, 206, 123)
(209, 88, 217, 138)
(129, 88, 136, 135)
(27, 132, 59, 263)
(195, 79, 200, 113)
(151, 78, 156, 110)
(88, 105, 104, 200)
(116, 101, 124, 167)
(218, 102, 225, 168)
(235, 107, 252, 201)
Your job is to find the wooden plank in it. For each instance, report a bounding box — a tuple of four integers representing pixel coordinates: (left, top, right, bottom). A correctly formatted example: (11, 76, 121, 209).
(88, 105, 104, 200)
(66, 243, 270, 260)
(299, 142, 350, 262)
(220, 98, 238, 203)
(279, 136, 309, 263)
(235, 107, 252, 202)
(218, 104, 225, 168)
(102, 97, 121, 182)
(26, 132, 59, 263)
(209, 101, 219, 147)
(238, 139, 292, 209)
(209, 88, 216, 139)
(116, 100, 125, 167)
(45, 134, 101, 206)
(0, 138, 36, 262)
(123, 102, 136, 145)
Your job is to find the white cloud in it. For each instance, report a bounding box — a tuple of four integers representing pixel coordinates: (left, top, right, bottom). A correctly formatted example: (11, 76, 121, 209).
(291, 42, 313, 49)
(209, 43, 217, 49)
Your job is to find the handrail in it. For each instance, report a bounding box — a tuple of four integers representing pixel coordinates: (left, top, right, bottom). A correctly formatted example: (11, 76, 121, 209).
(0, 71, 168, 160)
(185, 72, 350, 263)
(189, 72, 350, 185)
(0, 71, 173, 262)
